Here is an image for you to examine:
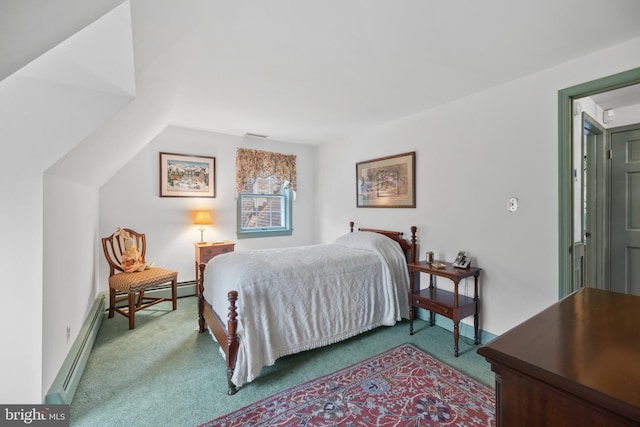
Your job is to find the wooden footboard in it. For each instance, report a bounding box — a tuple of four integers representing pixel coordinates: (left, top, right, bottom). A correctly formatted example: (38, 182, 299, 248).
(198, 263, 240, 395)
(198, 221, 418, 395)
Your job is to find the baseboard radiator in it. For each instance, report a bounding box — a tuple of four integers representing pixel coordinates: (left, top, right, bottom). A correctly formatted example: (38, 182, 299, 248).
(44, 292, 106, 404)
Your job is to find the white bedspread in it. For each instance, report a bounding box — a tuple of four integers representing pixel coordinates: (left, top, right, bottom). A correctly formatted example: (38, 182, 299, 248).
(202, 231, 410, 387)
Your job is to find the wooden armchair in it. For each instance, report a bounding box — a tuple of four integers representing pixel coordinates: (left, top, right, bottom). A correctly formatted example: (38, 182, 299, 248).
(102, 228, 178, 329)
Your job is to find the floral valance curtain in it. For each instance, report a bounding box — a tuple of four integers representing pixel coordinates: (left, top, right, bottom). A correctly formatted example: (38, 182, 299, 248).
(236, 148, 297, 196)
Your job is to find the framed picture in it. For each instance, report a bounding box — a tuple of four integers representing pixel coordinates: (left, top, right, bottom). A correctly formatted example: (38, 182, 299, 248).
(356, 151, 415, 208)
(159, 152, 216, 198)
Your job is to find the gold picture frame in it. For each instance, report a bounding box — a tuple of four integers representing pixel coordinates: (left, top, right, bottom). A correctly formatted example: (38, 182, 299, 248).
(356, 151, 415, 208)
(159, 152, 216, 198)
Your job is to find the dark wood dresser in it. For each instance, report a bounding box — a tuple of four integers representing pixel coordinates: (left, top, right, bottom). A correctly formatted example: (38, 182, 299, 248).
(478, 288, 640, 426)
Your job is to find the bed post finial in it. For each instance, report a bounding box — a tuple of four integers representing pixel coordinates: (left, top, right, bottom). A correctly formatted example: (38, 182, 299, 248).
(349, 221, 355, 232)
(410, 226, 417, 264)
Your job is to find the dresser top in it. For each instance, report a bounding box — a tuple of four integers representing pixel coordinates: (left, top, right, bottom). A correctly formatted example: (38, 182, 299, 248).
(478, 288, 640, 415)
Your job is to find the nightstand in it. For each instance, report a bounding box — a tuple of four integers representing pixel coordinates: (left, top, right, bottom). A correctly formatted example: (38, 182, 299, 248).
(194, 241, 235, 296)
(407, 260, 481, 356)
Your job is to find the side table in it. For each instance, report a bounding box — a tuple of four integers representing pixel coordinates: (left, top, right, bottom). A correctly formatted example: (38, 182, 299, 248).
(194, 241, 235, 296)
(408, 260, 481, 356)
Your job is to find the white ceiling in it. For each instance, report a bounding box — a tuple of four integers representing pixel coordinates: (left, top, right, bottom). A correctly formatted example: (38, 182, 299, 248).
(130, 0, 640, 144)
(590, 83, 640, 109)
(5, 0, 640, 145)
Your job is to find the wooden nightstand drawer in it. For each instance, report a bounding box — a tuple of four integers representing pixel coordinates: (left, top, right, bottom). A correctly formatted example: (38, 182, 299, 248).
(412, 294, 451, 316)
(200, 245, 233, 263)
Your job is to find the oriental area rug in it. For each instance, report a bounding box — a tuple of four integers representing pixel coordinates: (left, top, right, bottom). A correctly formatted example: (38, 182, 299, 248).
(200, 343, 496, 426)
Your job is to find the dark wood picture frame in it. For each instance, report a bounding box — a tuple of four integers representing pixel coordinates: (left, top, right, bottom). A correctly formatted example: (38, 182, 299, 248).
(356, 151, 415, 208)
(159, 152, 216, 198)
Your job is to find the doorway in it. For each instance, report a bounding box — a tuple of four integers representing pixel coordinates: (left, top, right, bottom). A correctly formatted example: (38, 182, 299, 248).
(558, 67, 640, 298)
(573, 114, 640, 296)
(572, 112, 607, 293)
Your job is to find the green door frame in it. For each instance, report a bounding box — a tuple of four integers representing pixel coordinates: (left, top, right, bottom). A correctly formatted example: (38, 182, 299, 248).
(558, 67, 640, 299)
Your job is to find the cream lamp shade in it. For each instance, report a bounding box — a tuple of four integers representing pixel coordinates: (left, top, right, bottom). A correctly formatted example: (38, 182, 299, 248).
(194, 211, 213, 242)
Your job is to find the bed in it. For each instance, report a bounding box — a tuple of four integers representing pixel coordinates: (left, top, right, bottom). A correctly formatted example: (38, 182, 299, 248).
(197, 222, 418, 395)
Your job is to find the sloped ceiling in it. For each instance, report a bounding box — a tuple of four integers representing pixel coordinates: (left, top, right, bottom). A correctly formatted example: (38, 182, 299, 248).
(4, 0, 640, 186)
(0, 0, 126, 81)
(0, 2, 135, 176)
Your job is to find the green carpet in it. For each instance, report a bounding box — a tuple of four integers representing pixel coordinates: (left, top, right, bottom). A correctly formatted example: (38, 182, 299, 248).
(69, 296, 494, 426)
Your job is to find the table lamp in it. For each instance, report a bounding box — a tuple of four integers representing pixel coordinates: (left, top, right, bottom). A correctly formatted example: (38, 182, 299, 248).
(194, 211, 212, 243)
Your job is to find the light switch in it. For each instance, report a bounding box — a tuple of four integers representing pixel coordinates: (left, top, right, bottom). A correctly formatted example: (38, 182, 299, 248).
(508, 197, 518, 212)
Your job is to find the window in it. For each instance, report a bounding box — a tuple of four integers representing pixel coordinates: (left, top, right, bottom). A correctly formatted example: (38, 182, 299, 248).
(237, 176, 293, 238)
(235, 148, 297, 238)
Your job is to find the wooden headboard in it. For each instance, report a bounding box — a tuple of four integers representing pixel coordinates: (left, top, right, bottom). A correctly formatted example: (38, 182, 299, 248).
(349, 221, 417, 264)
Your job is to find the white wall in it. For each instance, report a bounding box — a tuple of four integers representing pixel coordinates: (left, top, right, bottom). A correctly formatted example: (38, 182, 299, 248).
(98, 125, 318, 290)
(0, 4, 134, 403)
(0, 166, 44, 404)
(42, 175, 100, 394)
(316, 36, 640, 336)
